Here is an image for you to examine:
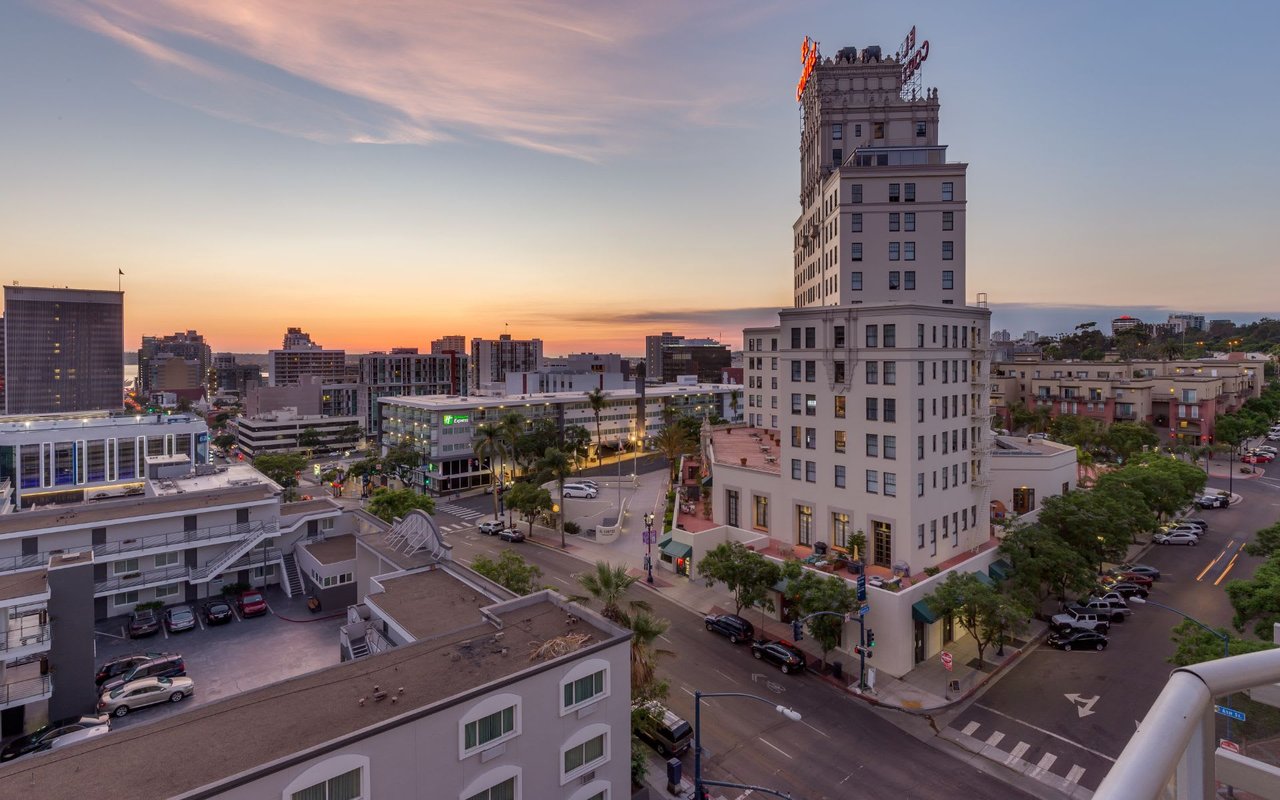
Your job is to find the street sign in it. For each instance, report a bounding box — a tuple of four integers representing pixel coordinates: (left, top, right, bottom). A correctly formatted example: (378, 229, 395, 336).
(941, 651, 953, 671)
(1215, 705, 1247, 722)
(856, 574, 867, 602)
(858, 603, 870, 617)
(1219, 739, 1241, 754)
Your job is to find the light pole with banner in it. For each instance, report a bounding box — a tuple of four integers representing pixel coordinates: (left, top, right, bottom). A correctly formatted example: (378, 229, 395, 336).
(642, 512, 655, 584)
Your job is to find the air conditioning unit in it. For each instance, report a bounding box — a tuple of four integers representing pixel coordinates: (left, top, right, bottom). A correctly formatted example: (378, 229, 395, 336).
(579, 771, 596, 785)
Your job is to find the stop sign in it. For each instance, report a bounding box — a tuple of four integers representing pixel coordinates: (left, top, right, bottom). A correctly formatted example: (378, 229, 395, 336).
(941, 651, 953, 671)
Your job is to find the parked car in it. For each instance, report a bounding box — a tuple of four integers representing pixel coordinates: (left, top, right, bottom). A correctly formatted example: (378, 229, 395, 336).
(1094, 591, 1131, 607)
(98, 676, 195, 718)
(1195, 493, 1230, 509)
(96, 653, 164, 688)
(1116, 563, 1161, 581)
(1177, 518, 1209, 533)
(100, 653, 186, 693)
(1154, 531, 1199, 546)
(1161, 524, 1203, 536)
(1050, 609, 1110, 634)
(561, 483, 598, 499)
(0, 714, 110, 761)
(497, 528, 525, 543)
(704, 613, 755, 644)
(26, 723, 111, 757)
(1047, 629, 1109, 652)
(237, 590, 268, 617)
(751, 639, 807, 674)
(1267, 432, 1280, 442)
(633, 701, 693, 757)
(163, 605, 197, 633)
(478, 521, 503, 535)
(1065, 599, 1130, 622)
(1243, 452, 1275, 463)
(203, 600, 234, 626)
(1255, 445, 1278, 456)
(1103, 581, 1150, 599)
(127, 609, 160, 639)
(1103, 572, 1153, 589)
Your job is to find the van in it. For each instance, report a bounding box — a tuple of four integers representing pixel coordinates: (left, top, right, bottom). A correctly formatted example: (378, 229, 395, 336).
(634, 702, 693, 757)
(562, 483, 598, 499)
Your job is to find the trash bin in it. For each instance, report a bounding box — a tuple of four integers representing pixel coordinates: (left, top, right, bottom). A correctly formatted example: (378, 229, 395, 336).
(666, 757, 683, 788)
(832, 662, 843, 680)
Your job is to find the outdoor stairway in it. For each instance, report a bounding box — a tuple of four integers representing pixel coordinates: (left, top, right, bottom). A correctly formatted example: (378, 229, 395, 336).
(348, 637, 370, 659)
(281, 553, 305, 597)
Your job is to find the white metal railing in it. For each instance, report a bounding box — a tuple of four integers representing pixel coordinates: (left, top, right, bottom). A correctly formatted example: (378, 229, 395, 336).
(1095, 648, 1280, 799)
(93, 520, 275, 558)
(0, 675, 52, 708)
(1, 618, 49, 653)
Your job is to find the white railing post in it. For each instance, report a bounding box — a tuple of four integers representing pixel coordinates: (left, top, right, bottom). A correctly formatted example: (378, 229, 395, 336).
(1174, 705, 1216, 800)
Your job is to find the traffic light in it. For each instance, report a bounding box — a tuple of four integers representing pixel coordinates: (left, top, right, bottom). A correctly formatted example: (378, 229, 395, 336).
(866, 628, 876, 647)
(792, 620, 804, 641)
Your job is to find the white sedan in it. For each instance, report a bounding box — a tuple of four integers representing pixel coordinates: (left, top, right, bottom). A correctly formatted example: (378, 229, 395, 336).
(1154, 531, 1199, 546)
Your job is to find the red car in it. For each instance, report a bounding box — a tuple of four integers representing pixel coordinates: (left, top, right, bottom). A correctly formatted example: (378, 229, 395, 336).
(1114, 571, 1154, 588)
(1244, 452, 1276, 463)
(237, 590, 268, 618)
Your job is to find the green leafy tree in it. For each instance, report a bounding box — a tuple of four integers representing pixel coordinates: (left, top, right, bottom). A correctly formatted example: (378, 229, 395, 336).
(799, 575, 858, 668)
(536, 447, 573, 548)
(253, 453, 307, 492)
(729, 389, 741, 420)
(473, 423, 508, 521)
(998, 522, 1095, 607)
(347, 458, 381, 479)
(1007, 401, 1038, 433)
(338, 424, 363, 445)
(297, 427, 323, 454)
(1035, 488, 1134, 569)
(1226, 557, 1280, 638)
(573, 561, 649, 624)
(562, 425, 593, 470)
(923, 572, 1003, 669)
(366, 487, 436, 523)
(211, 433, 235, 450)
(504, 481, 553, 539)
(696, 542, 782, 615)
(498, 413, 527, 476)
(653, 424, 692, 482)
(1096, 454, 1205, 529)
(1214, 413, 1252, 461)
(981, 595, 1031, 659)
(586, 387, 607, 466)
(383, 443, 422, 477)
(1049, 414, 1103, 451)
(1169, 619, 1277, 667)
(1104, 421, 1159, 463)
(470, 550, 542, 595)
(1245, 522, 1280, 558)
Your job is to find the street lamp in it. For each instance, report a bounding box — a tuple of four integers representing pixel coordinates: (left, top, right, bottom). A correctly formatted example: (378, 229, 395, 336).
(1130, 596, 1234, 739)
(643, 512, 655, 584)
(693, 690, 800, 800)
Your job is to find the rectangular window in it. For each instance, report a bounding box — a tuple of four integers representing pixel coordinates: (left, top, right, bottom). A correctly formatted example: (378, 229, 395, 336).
(884, 435, 897, 459)
(805, 360, 816, 382)
(942, 182, 954, 201)
(113, 559, 139, 576)
(791, 393, 802, 414)
(113, 591, 139, 608)
(805, 461, 817, 483)
(916, 121, 927, 138)
(851, 213, 862, 233)
(563, 670, 606, 709)
(754, 496, 769, 530)
(805, 327, 816, 348)
(155, 583, 180, 600)
(832, 123, 843, 140)
(791, 459, 802, 480)
(904, 212, 915, 231)
(866, 397, 878, 421)
(791, 360, 802, 382)
(834, 430, 847, 453)
(889, 213, 900, 232)
(855, 123, 862, 138)
(292, 768, 363, 800)
(791, 426, 802, 447)
(726, 490, 739, 527)
(942, 241, 954, 261)
(917, 435, 925, 460)
(834, 465, 846, 488)
(850, 243, 863, 263)
(796, 505, 814, 544)
(884, 325, 896, 347)
(851, 184, 863, 203)
(154, 552, 179, 568)
(833, 513, 850, 548)
(464, 706, 516, 751)
(833, 360, 845, 383)
(805, 395, 817, 416)
(866, 433, 879, 457)
(874, 122, 885, 139)
(834, 395, 846, 418)
(884, 473, 897, 497)
(564, 733, 607, 775)
(917, 398, 925, 422)
(866, 361, 878, 384)
(866, 470, 879, 494)
(805, 427, 816, 448)
(942, 270, 955, 289)
(904, 183, 916, 202)
(889, 271, 900, 290)
(791, 327, 801, 348)
(917, 524, 925, 549)
(943, 211, 954, 231)
(834, 325, 846, 347)
(904, 242, 915, 261)
(463, 777, 515, 800)
(904, 271, 915, 290)
(889, 242, 900, 261)
(917, 472, 925, 497)
(884, 361, 896, 384)
(884, 398, 896, 422)
(866, 325, 878, 348)
(850, 270, 863, 289)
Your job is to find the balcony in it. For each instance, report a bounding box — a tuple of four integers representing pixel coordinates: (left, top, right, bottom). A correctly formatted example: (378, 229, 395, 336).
(2, 611, 50, 661)
(94, 546, 285, 596)
(0, 671, 51, 711)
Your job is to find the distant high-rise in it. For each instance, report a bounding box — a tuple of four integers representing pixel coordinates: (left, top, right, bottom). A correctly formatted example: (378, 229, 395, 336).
(1166, 313, 1206, 334)
(138, 330, 212, 393)
(267, 327, 346, 387)
(2, 285, 124, 414)
(430, 334, 466, 354)
(644, 331, 684, 382)
(470, 334, 543, 389)
(1111, 316, 1144, 336)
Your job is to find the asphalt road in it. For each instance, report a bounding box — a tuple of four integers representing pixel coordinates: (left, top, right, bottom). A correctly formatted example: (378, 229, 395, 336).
(433, 511, 1035, 800)
(946, 466, 1280, 792)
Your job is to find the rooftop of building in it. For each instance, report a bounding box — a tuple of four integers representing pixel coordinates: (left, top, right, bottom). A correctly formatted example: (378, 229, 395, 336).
(379, 382, 736, 410)
(0, 412, 204, 435)
(303, 533, 356, 565)
(707, 426, 781, 475)
(992, 434, 1076, 457)
(0, 591, 623, 800)
(368, 567, 505, 640)
(0, 569, 48, 603)
(148, 462, 279, 498)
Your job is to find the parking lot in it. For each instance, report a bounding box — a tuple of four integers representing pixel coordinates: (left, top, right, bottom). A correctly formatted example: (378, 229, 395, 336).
(92, 587, 343, 729)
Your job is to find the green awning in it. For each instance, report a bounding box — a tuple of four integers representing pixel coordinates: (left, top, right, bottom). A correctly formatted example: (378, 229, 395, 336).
(912, 600, 940, 624)
(701, 474, 713, 487)
(988, 559, 1013, 582)
(973, 571, 995, 587)
(661, 539, 692, 560)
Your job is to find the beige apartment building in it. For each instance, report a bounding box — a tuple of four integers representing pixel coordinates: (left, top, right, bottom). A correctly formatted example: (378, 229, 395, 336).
(991, 355, 1262, 444)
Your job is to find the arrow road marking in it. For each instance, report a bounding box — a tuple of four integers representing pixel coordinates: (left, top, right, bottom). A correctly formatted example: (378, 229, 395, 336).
(1064, 693, 1100, 717)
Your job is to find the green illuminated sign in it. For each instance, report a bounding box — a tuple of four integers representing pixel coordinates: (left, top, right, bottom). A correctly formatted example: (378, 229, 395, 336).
(443, 414, 470, 426)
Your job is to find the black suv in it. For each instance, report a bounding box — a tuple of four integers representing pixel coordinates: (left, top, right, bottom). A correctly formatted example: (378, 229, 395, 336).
(96, 653, 163, 688)
(127, 609, 160, 639)
(704, 613, 755, 644)
(751, 639, 807, 674)
(100, 653, 186, 693)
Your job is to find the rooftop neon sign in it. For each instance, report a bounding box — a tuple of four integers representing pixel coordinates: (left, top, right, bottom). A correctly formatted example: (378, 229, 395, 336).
(796, 36, 819, 101)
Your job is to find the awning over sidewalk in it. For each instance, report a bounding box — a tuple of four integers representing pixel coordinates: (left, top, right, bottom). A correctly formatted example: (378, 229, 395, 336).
(988, 559, 1013, 582)
(700, 474, 713, 487)
(660, 539, 692, 560)
(912, 600, 940, 624)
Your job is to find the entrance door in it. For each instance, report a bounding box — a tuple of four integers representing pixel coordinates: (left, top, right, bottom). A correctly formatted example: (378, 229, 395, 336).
(943, 613, 955, 644)
(914, 620, 926, 664)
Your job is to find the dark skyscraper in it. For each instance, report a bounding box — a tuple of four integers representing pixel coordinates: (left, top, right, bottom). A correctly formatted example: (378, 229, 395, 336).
(2, 286, 124, 414)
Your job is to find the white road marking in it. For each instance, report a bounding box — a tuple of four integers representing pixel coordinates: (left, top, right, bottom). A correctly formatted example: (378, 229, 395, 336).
(658, 635, 673, 644)
(1064, 693, 1099, 717)
(680, 687, 696, 698)
(714, 669, 739, 684)
(1065, 765, 1087, 784)
(1008, 741, 1031, 763)
(1037, 753, 1058, 771)
(802, 721, 830, 739)
(975, 703, 1117, 763)
(961, 721, 981, 737)
(758, 738, 793, 759)
(985, 731, 1005, 747)
(551, 577, 568, 586)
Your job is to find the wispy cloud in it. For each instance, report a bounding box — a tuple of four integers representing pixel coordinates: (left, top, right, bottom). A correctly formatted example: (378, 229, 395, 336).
(42, 0, 761, 160)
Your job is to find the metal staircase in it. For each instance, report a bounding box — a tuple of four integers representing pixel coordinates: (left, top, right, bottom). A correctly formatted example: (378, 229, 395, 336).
(347, 637, 370, 659)
(281, 553, 305, 597)
(190, 523, 276, 583)
(383, 511, 450, 560)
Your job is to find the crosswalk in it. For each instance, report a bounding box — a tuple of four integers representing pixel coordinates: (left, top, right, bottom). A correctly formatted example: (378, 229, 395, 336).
(948, 713, 1109, 793)
(436, 503, 485, 521)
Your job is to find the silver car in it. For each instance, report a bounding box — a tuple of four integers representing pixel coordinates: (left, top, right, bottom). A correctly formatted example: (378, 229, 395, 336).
(98, 676, 194, 717)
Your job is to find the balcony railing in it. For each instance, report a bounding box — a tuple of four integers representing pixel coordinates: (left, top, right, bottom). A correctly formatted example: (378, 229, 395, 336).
(93, 520, 276, 559)
(1095, 648, 1280, 799)
(0, 675, 51, 709)
(94, 547, 285, 596)
(1, 617, 49, 654)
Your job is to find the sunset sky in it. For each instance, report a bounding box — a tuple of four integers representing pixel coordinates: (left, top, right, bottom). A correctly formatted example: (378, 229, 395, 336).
(1, 1, 1276, 355)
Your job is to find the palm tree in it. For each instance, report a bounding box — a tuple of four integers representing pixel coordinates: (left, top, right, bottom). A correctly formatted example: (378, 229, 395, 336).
(586, 387, 607, 466)
(498, 413, 525, 478)
(573, 561, 650, 624)
(619, 609, 673, 695)
(728, 389, 741, 422)
(653, 424, 692, 483)
(1155, 338, 1185, 361)
(536, 447, 572, 548)
(473, 423, 506, 520)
